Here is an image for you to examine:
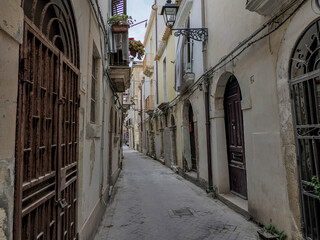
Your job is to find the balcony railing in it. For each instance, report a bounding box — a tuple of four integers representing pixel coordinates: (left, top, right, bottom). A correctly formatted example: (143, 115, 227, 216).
(145, 95, 154, 115)
(109, 31, 130, 92)
(143, 53, 154, 77)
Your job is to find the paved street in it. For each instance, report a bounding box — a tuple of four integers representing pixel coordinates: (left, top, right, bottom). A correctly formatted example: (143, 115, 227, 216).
(94, 147, 259, 240)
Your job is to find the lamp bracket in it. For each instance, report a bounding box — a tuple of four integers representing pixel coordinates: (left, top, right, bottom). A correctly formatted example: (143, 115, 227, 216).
(171, 28, 208, 42)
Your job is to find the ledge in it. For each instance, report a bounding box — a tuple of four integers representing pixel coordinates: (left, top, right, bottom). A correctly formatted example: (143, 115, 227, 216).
(245, 0, 288, 15)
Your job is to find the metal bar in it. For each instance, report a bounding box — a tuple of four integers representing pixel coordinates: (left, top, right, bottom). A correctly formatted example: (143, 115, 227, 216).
(290, 69, 320, 84)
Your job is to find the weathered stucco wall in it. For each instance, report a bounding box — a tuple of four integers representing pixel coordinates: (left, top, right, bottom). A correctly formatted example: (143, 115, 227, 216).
(205, 0, 311, 238)
(0, 0, 23, 239)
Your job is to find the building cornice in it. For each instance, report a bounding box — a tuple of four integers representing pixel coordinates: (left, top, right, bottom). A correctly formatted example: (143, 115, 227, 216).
(143, 5, 157, 46)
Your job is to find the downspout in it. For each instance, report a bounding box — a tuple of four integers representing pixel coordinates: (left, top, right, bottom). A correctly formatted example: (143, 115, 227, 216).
(140, 86, 143, 151)
(154, 0, 159, 104)
(201, 0, 213, 191)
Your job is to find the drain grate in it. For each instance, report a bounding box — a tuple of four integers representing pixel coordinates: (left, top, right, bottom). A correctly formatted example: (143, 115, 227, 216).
(168, 208, 195, 218)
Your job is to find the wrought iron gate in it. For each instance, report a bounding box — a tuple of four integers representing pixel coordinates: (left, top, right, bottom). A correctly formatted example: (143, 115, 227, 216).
(15, 1, 80, 239)
(290, 18, 320, 240)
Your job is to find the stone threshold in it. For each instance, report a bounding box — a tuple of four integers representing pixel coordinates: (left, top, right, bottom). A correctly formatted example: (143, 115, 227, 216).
(171, 166, 251, 221)
(217, 193, 251, 220)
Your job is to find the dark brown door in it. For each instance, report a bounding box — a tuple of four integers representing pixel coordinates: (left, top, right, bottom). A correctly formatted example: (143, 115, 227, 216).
(224, 76, 248, 199)
(14, 1, 80, 239)
(189, 104, 197, 170)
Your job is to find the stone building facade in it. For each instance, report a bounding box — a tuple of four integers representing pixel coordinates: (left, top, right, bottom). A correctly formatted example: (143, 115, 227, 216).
(0, 0, 130, 239)
(124, 61, 143, 150)
(140, 0, 320, 239)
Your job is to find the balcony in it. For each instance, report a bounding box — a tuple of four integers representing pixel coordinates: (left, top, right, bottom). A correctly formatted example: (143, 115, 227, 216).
(109, 31, 130, 92)
(177, 72, 195, 93)
(122, 92, 131, 111)
(143, 53, 154, 77)
(145, 95, 154, 115)
(126, 118, 133, 128)
(246, 0, 288, 15)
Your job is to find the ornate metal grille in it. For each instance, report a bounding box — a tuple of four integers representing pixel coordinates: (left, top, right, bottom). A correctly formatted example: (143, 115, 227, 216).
(15, 0, 80, 239)
(290, 18, 320, 240)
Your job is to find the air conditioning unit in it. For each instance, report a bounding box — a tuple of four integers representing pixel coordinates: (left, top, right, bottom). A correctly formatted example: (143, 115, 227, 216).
(246, 0, 288, 15)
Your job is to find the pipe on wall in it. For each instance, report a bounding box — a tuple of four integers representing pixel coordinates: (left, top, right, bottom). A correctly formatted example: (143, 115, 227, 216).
(201, 0, 213, 191)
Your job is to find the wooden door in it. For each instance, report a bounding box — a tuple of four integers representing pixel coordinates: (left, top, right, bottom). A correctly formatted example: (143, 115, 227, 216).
(189, 105, 197, 171)
(224, 76, 248, 199)
(14, 1, 80, 239)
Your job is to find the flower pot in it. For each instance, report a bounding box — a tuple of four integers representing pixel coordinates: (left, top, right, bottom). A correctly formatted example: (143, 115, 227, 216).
(112, 24, 130, 33)
(130, 48, 137, 57)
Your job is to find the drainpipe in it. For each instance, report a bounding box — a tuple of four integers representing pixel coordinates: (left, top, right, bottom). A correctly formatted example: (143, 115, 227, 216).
(140, 86, 143, 151)
(204, 82, 213, 191)
(201, 0, 213, 191)
(154, 0, 159, 104)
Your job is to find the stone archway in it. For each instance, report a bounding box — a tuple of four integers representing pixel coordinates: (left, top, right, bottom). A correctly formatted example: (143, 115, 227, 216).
(275, 5, 319, 238)
(288, 17, 320, 240)
(182, 100, 198, 171)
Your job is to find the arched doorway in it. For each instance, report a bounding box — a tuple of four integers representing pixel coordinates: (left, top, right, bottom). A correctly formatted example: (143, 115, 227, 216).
(189, 104, 197, 171)
(224, 76, 247, 199)
(14, 0, 80, 239)
(289, 18, 320, 240)
(170, 115, 177, 165)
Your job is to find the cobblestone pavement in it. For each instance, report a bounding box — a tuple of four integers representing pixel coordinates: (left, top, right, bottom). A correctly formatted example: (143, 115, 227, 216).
(94, 147, 259, 240)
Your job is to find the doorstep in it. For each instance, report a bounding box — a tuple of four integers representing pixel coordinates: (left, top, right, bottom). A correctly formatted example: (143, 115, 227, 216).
(156, 157, 165, 165)
(217, 193, 251, 220)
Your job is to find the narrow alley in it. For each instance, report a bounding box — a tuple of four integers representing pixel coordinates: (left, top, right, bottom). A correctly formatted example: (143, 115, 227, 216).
(94, 147, 259, 240)
(2, 0, 320, 239)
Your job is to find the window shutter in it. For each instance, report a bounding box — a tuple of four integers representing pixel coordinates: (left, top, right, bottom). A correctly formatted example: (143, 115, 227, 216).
(112, 0, 127, 15)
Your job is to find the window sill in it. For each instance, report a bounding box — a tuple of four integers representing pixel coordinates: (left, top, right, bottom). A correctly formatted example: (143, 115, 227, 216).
(246, 0, 288, 15)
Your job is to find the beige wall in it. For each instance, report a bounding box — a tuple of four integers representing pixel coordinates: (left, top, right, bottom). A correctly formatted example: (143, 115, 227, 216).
(0, 0, 23, 239)
(205, 0, 314, 238)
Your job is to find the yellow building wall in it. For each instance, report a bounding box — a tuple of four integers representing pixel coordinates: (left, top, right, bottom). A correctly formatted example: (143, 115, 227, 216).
(166, 35, 176, 102)
(157, 34, 176, 105)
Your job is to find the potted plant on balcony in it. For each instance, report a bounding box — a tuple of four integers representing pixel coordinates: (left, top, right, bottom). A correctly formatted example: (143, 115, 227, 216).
(108, 14, 135, 33)
(129, 39, 145, 60)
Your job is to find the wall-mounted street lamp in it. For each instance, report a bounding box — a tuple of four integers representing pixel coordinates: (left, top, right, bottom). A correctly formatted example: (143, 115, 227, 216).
(160, 0, 208, 42)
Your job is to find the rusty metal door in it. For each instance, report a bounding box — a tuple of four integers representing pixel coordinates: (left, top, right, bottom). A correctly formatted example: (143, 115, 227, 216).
(15, 1, 80, 239)
(224, 76, 248, 199)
